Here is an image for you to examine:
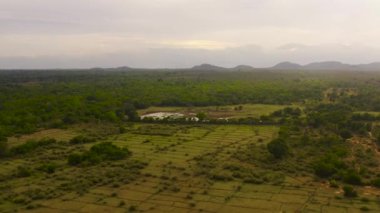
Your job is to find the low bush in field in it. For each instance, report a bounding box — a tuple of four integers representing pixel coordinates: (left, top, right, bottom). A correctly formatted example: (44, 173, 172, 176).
(343, 170, 362, 185)
(15, 166, 32, 177)
(267, 138, 289, 159)
(313, 153, 363, 186)
(68, 154, 82, 166)
(371, 178, 380, 188)
(37, 163, 58, 174)
(0, 136, 7, 157)
(10, 138, 56, 155)
(343, 186, 358, 198)
(69, 135, 95, 144)
(209, 170, 233, 181)
(68, 142, 131, 166)
(314, 154, 347, 178)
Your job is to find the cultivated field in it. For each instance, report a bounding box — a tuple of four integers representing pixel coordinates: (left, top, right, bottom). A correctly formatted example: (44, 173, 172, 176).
(1, 123, 379, 212)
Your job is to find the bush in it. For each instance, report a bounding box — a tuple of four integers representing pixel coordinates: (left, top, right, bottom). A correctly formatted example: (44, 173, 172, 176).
(119, 126, 126, 134)
(360, 206, 370, 212)
(196, 112, 207, 121)
(314, 154, 346, 178)
(68, 154, 83, 166)
(343, 186, 358, 198)
(67, 142, 131, 166)
(89, 142, 130, 160)
(37, 163, 57, 174)
(371, 178, 380, 188)
(343, 171, 362, 185)
(314, 162, 336, 178)
(340, 129, 352, 140)
(16, 166, 32, 177)
(11, 138, 56, 155)
(329, 179, 339, 188)
(69, 135, 94, 144)
(267, 138, 289, 159)
(0, 136, 7, 157)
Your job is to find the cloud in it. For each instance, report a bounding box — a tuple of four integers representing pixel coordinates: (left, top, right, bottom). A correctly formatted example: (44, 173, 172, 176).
(1, 0, 380, 68)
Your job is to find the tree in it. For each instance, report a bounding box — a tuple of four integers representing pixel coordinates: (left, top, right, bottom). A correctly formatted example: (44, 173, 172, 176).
(267, 138, 289, 159)
(196, 112, 207, 121)
(123, 103, 139, 121)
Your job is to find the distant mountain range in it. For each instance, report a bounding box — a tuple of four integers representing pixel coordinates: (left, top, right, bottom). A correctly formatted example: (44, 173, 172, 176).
(5, 62, 380, 71)
(191, 64, 226, 71)
(271, 61, 380, 71)
(189, 61, 380, 71)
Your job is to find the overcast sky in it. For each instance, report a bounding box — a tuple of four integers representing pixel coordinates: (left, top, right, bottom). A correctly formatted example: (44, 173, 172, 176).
(1, 0, 380, 69)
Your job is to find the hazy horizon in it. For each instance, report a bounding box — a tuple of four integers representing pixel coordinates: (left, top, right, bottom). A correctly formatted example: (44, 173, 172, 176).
(2, 0, 380, 69)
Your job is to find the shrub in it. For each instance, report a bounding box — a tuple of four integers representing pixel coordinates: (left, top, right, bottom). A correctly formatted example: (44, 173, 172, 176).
(360, 206, 370, 212)
(329, 179, 339, 188)
(343, 186, 358, 198)
(0, 136, 7, 157)
(129, 205, 137, 211)
(371, 178, 380, 188)
(68, 154, 83, 166)
(196, 112, 207, 121)
(314, 154, 346, 178)
(89, 142, 130, 161)
(16, 166, 32, 178)
(314, 162, 336, 178)
(11, 138, 56, 155)
(343, 170, 362, 185)
(37, 163, 57, 174)
(67, 142, 131, 166)
(119, 126, 126, 134)
(340, 129, 352, 140)
(267, 138, 289, 159)
(69, 135, 94, 144)
(210, 171, 233, 181)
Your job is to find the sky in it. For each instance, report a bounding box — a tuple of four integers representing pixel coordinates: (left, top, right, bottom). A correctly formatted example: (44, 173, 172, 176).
(1, 0, 380, 69)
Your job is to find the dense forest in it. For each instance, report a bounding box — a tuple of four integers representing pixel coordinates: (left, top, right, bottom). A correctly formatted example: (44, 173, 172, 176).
(1, 69, 380, 137)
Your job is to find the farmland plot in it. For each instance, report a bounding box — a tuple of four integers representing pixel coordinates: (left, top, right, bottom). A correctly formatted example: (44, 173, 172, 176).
(1, 123, 379, 212)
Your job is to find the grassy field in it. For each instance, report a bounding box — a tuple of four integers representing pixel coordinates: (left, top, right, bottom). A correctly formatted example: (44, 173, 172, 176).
(1, 123, 379, 212)
(138, 104, 299, 119)
(7, 129, 78, 147)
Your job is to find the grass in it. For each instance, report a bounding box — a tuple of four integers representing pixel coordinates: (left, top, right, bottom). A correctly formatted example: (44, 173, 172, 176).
(0, 123, 378, 212)
(7, 129, 78, 147)
(355, 111, 380, 116)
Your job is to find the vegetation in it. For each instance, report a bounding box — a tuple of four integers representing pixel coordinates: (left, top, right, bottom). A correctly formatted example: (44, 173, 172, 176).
(0, 134, 7, 157)
(267, 138, 289, 159)
(68, 142, 131, 165)
(343, 186, 358, 198)
(1, 70, 380, 212)
(69, 135, 95, 144)
(10, 138, 56, 155)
